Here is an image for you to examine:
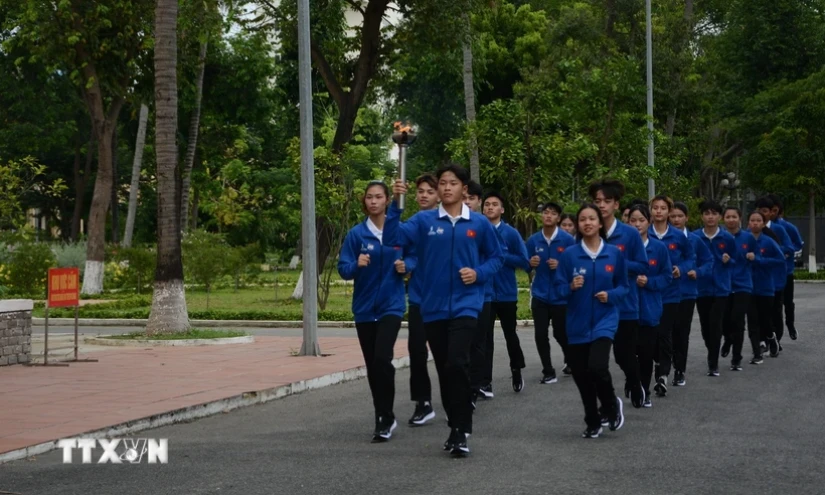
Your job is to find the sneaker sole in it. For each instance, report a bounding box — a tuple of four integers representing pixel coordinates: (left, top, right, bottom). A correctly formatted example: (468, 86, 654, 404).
(409, 410, 436, 426)
(479, 392, 494, 399)
(540, 378, 558, 384)
(513, 379, 524, 392)
(654, 382, 667, 397)
(450, 448, 470, 457)
(582, 427, 603, 439)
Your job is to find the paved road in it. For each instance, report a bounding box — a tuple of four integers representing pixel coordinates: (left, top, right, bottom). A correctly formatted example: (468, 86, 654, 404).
(5, 285, 823, 494)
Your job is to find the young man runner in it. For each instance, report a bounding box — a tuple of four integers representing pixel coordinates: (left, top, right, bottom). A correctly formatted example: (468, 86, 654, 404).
(669, 202, 712, 386)
(695, 200, 737, 377)
(588, 179, 648, 409)
(464, 181, 495, 402)
(767, 194, 803, 340)
(755, 197, 795, 348)
(483, 191, 531, 391)
(648, 195, 695, 396)
(526, 201, 576, 381)
(386, 165, 504, 457)
(407, 174, 439, 426)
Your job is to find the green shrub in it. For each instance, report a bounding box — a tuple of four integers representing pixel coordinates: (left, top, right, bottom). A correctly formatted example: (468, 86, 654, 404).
(795, 269, 825, 281)
(52, 241, 86, 275)
(117, 246, 157, 294)
(6, 241, 56, 297)
(183, 230, 231, 308)
(225, 243, 263, 291)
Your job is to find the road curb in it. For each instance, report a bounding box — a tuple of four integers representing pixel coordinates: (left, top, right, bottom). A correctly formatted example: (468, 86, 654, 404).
(0, 355, 410, 464)
(34, 318, 535, 328)
(84, 335, 255, 347)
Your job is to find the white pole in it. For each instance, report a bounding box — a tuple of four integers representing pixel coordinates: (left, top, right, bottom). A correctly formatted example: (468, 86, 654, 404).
(297, 0, 320, 356)
(646, 0, 656, 200)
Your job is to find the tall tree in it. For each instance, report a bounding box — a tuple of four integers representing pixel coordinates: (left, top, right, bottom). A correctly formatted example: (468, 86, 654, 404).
(462, 15, 480, 182)
(123, 103, 149, 248)
(8, 0, 153, 293)
(146, 0, 190, 334)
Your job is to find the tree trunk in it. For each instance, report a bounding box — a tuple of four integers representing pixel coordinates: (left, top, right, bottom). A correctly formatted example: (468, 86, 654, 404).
(146, 0, 190, 335)
(81, 111, 122, 295)
(123, 103, 149, 248)
(462, 15, 480, 182)
(111, 123, 120, 244)
(809, 190, 817, 274)
(71, 135, 94, 242)
(181, 40, 208, 231)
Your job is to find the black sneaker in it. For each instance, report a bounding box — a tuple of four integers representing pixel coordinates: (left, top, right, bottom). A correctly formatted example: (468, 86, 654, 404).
(673, 371, 686, 387)
(707, 368, 720, 377)
(600, 415, 610, 427)
(643, 397, 652, 408)
(609, 396, 625, 431)
(409, 401, 435, 426)
(654, 376, 668, 397)
(540, 370, 558, 384)
(721, 340, 731, 358)
(582, 426, 603, 439)
(730, 361, 743, 371)
(750, 355, 764, 365)
(512, 368, 524, 392)
(443, 429, 457, 451)
(478, 384, 494, 399)
(562, 364, 573, 375)
(450, 429, 470, 457)
(789, 326, 798, 340)
(768, 338, 779, 357)
(630, 383, 644, 408)
(372, 416, 397, 443)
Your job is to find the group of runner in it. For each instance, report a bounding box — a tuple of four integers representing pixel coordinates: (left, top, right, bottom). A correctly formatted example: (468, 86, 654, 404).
(337, 164, 803, 457)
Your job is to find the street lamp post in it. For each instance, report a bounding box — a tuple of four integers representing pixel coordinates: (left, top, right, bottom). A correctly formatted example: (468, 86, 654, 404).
(645, 0, 655, 200)
(297, 0, 320, 356)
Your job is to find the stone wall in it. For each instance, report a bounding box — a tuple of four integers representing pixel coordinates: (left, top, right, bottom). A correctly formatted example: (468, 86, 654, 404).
(0, 300, 33, 366)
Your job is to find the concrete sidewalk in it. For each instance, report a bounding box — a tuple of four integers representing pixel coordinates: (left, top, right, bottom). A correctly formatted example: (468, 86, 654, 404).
(0, 335, 408, 463)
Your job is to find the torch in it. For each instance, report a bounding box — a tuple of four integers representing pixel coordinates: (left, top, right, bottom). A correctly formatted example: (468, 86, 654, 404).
(392, 122, 417, 210)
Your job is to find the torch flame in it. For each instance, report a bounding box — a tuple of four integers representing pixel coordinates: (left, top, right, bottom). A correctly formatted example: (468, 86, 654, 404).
(394, 121, 413, 133)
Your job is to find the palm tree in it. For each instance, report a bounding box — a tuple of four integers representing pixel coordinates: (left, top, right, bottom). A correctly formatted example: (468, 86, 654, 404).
(146, 0, 190, 335)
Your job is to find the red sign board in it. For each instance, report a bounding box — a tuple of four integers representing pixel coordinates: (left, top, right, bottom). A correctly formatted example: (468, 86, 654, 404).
(48, 268, 80, 307)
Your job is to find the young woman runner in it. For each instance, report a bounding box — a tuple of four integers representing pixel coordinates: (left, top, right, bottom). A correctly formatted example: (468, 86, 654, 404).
(719, 207, 757, 371)
(338, 181, 416, 442)
(669, 202, 713, 386)
(695, 200, 738, 377)
(755, 196, 795, 349)
(589, 179, 648, 408)
(648, 195, 695, 396)
(526, 202, 577, 381)
(628, 205, 672, 407)
(555, 204, 629, 438)
(745, 211, 784, 363)
(560, 213, 577, 237)
(386, 165, 504, 457)
(407, 174, 439, 426)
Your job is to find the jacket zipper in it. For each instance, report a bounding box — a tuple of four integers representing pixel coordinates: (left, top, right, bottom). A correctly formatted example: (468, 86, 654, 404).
(449, 221, 455, 318)
(372, 233, 384, 321)
(590, 256, 596, 342)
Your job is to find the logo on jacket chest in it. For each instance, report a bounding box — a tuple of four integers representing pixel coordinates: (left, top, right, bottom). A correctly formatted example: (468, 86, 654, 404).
(428, 226, 445, 236)
(741, 243, 748, 250)
(535, 246, 545, 253)
(361, 243, 376, 252)
(718, 243, 726, 250)
(557, 246, 565, 253)
(616, 244, 626, 252)
(605, 264, 615, 273)
(649, 259, 658, 267)
(466, 229, 476, 238)
(760, 248, 766, 255)
(668, 243, 677, 250)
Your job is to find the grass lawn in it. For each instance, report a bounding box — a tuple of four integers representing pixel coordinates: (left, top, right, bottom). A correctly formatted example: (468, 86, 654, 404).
(36, 270, 537, 320)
